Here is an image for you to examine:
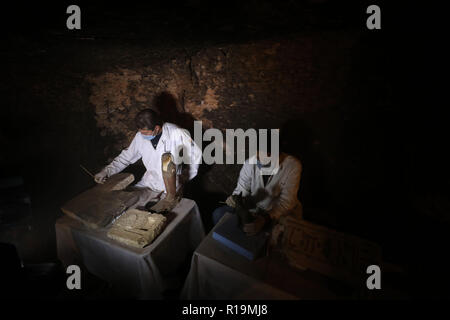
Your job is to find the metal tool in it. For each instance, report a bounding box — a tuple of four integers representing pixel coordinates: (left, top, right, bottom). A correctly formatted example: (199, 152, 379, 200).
(80, 164, 95, 179)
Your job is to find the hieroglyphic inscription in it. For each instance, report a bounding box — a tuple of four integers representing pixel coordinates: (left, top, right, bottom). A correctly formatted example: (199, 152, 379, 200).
(282, 217, 381, 285)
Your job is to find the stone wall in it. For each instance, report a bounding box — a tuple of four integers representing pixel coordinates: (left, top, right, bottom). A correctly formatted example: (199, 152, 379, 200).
(84, 31, 365, 201)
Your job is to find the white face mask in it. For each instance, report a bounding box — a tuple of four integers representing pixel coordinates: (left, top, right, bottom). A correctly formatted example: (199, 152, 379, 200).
(140, 126, 161, 140)
(142, 134, 156, 141)
(257, 152, 272, 167)
(257, 160, 271, 169)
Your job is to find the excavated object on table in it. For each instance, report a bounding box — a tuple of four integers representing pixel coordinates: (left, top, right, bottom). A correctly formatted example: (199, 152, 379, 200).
(61, 173, 141, 229)
(107, 208, 167, 248)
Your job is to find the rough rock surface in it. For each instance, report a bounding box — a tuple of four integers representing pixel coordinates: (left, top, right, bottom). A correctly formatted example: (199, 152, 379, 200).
(85, 33, 360, 198)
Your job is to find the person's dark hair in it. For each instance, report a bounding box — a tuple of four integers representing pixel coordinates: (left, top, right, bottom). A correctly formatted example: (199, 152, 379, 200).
(135, 109, 163, 130)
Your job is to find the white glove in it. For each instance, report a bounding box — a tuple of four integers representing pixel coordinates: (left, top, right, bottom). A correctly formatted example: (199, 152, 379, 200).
(225, 195, 236, 208)
(94, 170, 108, 184)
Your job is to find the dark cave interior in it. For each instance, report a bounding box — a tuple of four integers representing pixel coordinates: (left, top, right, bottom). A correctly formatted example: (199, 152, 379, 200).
(0, 1, 448, 299)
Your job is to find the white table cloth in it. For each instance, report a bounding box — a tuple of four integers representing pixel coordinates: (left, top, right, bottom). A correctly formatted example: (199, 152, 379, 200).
(56, 198, 204, 299)
(181, 213, 344, 300)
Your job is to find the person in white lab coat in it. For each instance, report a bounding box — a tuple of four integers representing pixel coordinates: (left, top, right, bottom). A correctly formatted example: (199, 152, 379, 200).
(94, 109, 202, 202)
(212, 150, 303, 235)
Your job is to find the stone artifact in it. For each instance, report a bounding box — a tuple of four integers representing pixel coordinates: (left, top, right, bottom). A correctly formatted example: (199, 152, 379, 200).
(61, 173, 143, 229)
(148, 152, 181, 213)
(232, 194, 255, 227)
(280, 216, 382, 286)
(107, 208, 167, 248)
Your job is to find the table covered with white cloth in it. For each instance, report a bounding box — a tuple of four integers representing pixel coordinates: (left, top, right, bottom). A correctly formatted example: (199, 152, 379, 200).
(55, 198, 204, 299)
(181, 213, 346, 300)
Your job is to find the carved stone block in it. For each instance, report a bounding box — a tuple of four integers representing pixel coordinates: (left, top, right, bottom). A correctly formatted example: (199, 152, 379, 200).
(107, 209, 167, 248)
(61, 173, 140, 229)
(281, 216, 382, 286)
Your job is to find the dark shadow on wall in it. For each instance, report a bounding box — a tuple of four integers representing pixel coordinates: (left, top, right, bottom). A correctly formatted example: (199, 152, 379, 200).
(153, 91, 196, 136)
(280, 118, 335, 227)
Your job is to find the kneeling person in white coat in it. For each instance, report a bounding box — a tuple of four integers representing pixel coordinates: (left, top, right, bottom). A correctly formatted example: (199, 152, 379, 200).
(94, 109, 202, 211)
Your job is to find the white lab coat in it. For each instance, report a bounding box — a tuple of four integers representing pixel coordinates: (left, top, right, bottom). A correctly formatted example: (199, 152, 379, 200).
(232, 153, 303, 221)
(103, 122, 202, 194)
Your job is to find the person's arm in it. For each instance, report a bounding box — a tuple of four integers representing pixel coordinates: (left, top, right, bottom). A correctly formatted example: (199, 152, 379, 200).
(232, 160, 253, 197)
(268, 159, 302, 222)
(103, 134, 142, 177)
(184, 129, 202, 181)
(177, 129, 202, 185)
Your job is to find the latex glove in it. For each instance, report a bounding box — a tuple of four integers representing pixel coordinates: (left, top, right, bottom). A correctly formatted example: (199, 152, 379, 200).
(225, 195, 236, 208)
(243, 215, 266, 236)
(94, 170, 108, 184)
